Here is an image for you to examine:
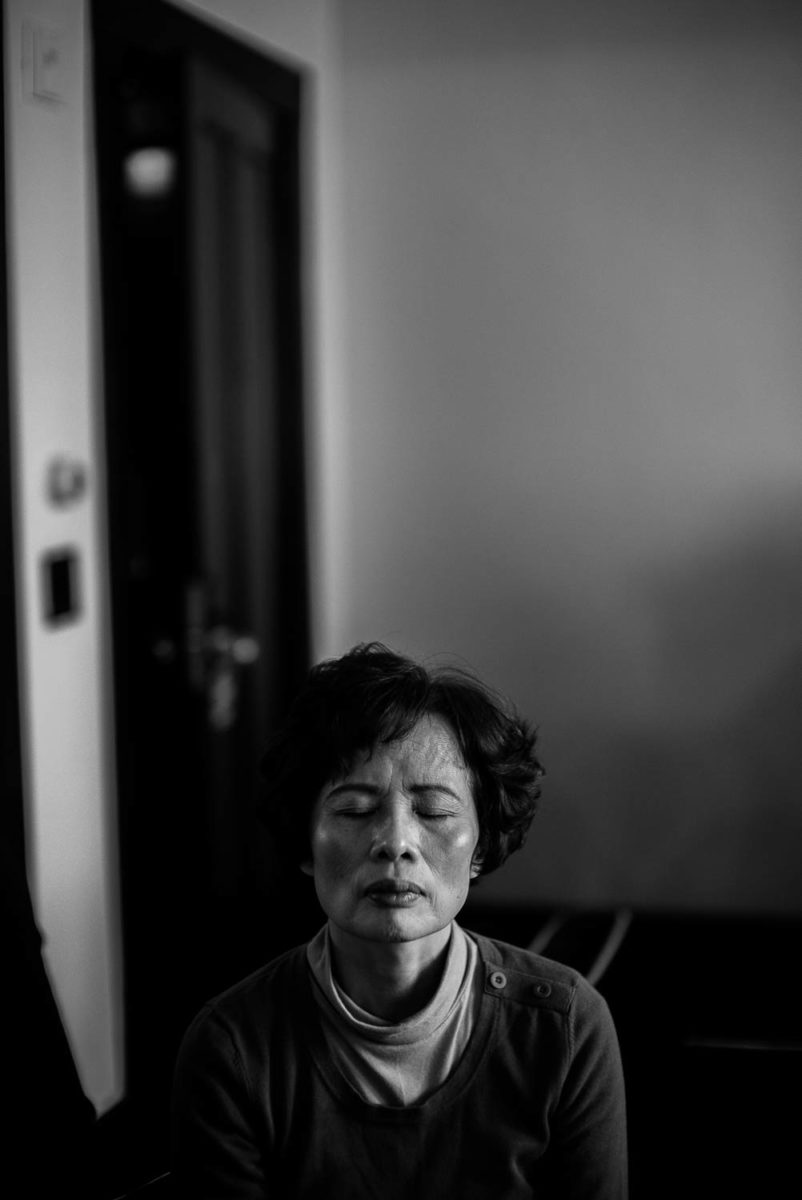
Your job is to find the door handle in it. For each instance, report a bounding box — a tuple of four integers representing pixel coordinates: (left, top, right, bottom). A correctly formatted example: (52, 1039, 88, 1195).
(205, 625, 260, 665)
(204, 626, 261, 733)
(184, 583, 260, 730)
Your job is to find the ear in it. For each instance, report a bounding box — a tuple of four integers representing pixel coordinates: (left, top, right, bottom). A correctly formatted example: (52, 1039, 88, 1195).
(300, 859, 315, 878)
(469, 858, 483, 880)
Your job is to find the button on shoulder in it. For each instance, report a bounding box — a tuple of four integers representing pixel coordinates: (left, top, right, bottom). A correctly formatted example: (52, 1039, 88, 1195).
(473, 931, 578, 1014)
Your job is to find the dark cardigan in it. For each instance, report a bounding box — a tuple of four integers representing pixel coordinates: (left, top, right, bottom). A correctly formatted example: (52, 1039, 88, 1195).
(172, 930, 628, 1198)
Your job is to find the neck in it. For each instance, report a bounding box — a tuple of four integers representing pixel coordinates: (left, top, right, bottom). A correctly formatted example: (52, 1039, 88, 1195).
(328, 922, 453, 1022)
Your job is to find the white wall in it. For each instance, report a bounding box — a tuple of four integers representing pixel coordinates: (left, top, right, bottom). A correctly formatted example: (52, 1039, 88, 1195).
(5, 0, 123, 1111)
(335, 0, 802, 913)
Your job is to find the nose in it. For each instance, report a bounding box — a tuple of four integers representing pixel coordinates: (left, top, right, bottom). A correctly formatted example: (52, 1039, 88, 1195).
(369, 799, 418, 863)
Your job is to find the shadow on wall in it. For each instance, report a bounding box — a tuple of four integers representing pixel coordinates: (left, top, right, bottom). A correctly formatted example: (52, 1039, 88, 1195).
(500, 494, 802, 914)
(602, 654, 802, 910)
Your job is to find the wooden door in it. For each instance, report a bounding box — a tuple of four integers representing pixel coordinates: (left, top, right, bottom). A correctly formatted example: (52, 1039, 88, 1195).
(186, 58, 285, 902)
(92, 2, 314, 1156)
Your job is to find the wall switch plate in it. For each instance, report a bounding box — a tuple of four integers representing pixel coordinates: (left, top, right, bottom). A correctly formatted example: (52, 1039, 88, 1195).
(41, 547, 81, 626)
(22, 22, 64, 105)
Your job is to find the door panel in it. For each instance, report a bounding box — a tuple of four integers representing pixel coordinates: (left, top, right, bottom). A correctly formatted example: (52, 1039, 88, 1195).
(188, 58, 281, 898)
(92, 3, 316, 1170)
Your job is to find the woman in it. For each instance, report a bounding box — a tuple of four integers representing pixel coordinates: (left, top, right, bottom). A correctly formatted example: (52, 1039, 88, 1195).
(172, 643, 627, 1198)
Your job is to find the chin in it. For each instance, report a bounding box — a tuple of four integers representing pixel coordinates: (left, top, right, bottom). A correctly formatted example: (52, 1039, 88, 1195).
(358, 910, 445, 945)
(367, 915, 420, 942)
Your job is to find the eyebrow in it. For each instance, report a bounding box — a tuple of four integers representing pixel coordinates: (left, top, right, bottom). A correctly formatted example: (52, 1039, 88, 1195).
(411, 783, 465, 802)
(326, 781, 466, 802)
(326, 782, 382, 798)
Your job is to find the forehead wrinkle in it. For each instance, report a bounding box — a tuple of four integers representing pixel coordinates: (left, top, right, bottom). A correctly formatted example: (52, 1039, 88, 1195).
(395, 715, 466, 764)
(330, 716, 470, 794)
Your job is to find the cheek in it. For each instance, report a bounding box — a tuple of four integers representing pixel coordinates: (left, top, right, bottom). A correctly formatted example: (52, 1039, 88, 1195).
(455, 811, 481, 851)
(454, 823, 479, 851)
(430, 823, 480, 879)
(310, 824, 357, 880)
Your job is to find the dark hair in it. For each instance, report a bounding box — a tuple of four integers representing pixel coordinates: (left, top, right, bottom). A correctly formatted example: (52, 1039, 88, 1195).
(259, 642, 544, 880)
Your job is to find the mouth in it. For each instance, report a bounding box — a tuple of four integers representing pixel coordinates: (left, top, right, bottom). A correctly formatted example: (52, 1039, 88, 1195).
(364, 880, 424, 907)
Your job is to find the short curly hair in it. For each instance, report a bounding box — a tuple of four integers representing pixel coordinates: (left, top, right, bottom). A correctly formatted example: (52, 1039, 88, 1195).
(259, 642, 544, 880)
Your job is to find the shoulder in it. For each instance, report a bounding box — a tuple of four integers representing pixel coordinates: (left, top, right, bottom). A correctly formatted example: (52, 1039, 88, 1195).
(180, 941, 309, 1055)
(206, 940, 307, 1016)
(466, 929, 611, 1024)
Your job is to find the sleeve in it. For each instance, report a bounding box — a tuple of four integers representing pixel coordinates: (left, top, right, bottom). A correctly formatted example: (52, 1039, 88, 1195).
(544, 983, 629, 1200)
(171, 1006, 272, 1199)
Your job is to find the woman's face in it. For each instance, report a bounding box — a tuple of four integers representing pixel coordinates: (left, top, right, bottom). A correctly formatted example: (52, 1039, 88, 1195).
(302, 715, 481, 949)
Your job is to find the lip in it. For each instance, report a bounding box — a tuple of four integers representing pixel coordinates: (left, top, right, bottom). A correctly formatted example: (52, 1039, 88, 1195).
(364, 879, 424, 896)
(363, 880, 425, 907)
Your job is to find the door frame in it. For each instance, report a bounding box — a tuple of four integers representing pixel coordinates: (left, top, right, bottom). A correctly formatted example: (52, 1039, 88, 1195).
(90, 1, 311, 1184)
(0, 0, 26, 867)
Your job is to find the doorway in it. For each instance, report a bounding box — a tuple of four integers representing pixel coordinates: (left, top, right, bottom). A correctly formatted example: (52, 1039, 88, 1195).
(92, 1, 318, 1181)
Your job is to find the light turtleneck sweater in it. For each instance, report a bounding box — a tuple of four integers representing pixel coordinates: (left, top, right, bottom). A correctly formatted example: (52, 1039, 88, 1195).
(305, 921, 481, 1107)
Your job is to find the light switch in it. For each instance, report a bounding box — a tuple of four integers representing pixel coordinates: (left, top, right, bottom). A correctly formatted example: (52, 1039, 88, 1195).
(42, 548, 81, 626)
(22, 22, 64, 104)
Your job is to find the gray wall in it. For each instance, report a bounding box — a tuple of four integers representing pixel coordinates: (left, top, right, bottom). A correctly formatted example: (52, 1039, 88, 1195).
(334, 0, 802, 913)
